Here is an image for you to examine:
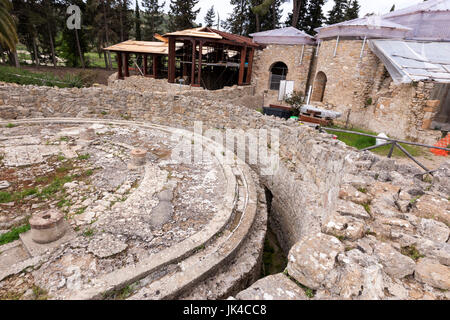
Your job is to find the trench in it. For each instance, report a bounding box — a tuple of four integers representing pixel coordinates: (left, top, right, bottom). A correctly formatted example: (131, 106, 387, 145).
(259, 187, 288, 279)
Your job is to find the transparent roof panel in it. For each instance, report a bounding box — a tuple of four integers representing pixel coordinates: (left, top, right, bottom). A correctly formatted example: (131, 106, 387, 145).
(369, 40, 450, 84)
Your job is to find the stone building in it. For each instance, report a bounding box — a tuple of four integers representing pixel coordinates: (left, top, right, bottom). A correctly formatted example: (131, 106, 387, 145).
(250, 27, 316, 107)
(249, 0, 450, 144)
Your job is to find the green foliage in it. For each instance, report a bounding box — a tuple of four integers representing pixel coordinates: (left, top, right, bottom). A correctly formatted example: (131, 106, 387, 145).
(401, 246, 424, 262)
(0, 224, 31, 245)
(204, 6, 216, 27)
(6, 123, 16, 128)
(0, 0, 18, 50)
(168, 0, 200, 32)
(0, 65, 91, 88)
(331, 126, 424, 158)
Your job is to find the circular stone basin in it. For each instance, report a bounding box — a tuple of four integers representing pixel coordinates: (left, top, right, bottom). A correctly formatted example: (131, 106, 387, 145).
(29, 209, 66, 244)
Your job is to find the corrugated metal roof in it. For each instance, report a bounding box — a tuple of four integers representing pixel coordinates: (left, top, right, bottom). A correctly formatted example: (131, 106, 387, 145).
(383, 0, 450, 18)
(249, 27, 316, 45)
(369, 40, 450, 83)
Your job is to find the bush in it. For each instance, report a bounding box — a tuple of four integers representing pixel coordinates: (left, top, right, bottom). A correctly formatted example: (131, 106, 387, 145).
(285, 91, 305, 116)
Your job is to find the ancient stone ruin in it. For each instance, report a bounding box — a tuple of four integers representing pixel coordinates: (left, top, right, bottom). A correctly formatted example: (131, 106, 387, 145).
(0, 80, 448, 301)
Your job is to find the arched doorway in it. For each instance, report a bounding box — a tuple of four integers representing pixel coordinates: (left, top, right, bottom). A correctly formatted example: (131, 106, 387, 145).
(269, 62, 288, 91)
(312, 72, 327, 102)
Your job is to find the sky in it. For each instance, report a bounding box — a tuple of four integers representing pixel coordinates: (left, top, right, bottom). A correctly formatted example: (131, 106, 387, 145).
(153, 0, 425, 25)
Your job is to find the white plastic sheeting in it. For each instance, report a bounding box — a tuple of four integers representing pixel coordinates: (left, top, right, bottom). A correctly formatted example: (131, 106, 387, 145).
(383, 0, 450, 41)
(369, 40, 450, 84)
(315, 16, 411, 40)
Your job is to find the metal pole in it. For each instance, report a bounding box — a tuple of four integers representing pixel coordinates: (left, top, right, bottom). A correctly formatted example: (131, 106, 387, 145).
(387, 142, 396, 158)
(300, 44, 305, 65)
(333, 36, 340, 57)
(360, 36, 367, 59)
(322, 127, 450, 151)
(396, 142, 431, 173)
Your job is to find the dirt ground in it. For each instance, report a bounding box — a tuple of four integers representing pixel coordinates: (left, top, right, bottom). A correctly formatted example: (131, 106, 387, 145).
(21, 65, 115, 85)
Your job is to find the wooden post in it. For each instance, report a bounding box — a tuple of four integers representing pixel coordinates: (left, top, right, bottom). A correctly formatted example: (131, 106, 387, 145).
(153, 54, 158, 78)
(198, 41, 202, 87)
(124, 53, 129, 77)
(238, 46, 247, 86)
(191, 40, 198, 87)
(117, 52, 123, 80)
(143, 54, 148, 76)
(168, 37, 176, 83)
(245, 48, 254, 84)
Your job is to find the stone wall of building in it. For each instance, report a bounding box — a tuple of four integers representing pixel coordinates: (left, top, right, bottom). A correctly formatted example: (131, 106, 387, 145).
(311, 39, 442, 144)
(252, 44, 315, 106)
(312, 39, 380, 108)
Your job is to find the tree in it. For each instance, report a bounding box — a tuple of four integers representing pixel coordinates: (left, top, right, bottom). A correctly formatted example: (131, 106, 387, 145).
(390, 5, 395, 12)
(290, 0, 304, 28)
(204, 5, 215, 27)
(327, 0, 348, 25)
(345, 0, 360, 20)
(0, 0, 18, 51)
(305, 0, 325, 34)
(168, 0, 199, 32)
(142, 0, 165, 40)
(285, 0, 308, 30)
(135, 1, 141, 40)
(224, 0, 250, 35)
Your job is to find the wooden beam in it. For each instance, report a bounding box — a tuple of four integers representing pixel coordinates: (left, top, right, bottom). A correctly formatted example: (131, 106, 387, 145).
(153, 54, 158, 78)
(124, 53, 129, 77)
(117, 53, 123, 80)
(245, 48, 254, 84)
(143, 54, 147, 76)
(198, 41, 202, 86)
(238, 46, 247, 86)
(191, 40, 196, 86)
(168, 37, 176, 83)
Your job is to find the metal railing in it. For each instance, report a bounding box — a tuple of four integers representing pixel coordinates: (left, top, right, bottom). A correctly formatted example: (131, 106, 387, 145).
(321, 127, 450, 175)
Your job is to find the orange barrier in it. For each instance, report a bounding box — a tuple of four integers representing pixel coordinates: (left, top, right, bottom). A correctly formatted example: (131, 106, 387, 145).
(430, 133, 450, 156)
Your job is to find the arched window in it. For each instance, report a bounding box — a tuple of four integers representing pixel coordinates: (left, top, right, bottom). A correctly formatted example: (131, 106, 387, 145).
(269, 62, 288, 91)
(312, 71, 327, 102)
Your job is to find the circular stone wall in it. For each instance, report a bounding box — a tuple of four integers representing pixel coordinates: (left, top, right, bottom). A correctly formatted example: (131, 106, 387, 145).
(0, 119, 263, 300)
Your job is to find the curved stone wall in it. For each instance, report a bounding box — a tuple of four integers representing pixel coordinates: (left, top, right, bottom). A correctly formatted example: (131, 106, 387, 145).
(1, 82, 448, 300)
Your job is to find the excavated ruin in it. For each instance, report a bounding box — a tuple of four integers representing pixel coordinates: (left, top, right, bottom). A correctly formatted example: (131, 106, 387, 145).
(0, 80, 449, 300)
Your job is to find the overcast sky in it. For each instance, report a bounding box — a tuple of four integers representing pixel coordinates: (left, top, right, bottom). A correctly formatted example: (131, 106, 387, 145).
(152, 0, 424, 25)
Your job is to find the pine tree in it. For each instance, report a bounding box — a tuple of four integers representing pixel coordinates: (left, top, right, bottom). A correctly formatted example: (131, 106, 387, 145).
(142, 0, 165, 40)
(390, 4, 395, 12)
(285, 0, 308, 30)
(224, 0, 250, 35)
(204, 5, 215, 27)
(345, 0, 360, 20)
(135, 1, 141, 40)
(305, 0, 325, 34)
(327, 0, 348, 25)
(168, 0, 200, 32)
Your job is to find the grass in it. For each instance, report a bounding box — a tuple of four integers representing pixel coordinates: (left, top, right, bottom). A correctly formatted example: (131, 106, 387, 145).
(283, 269, 315, 299)
(0, 65, 85, 88)
(401, 245, 424, 262)
(0, 224, 31, 245)
(31, 285, 48, 300)
(6, 123, 16, 128)
(330, 125, 424, 158)
(0, 188, 38, 204)
(77, 154, 90, 161)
